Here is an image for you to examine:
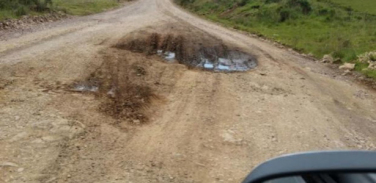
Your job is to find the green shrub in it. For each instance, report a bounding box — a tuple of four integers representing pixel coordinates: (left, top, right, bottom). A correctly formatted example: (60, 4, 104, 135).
(15, 5, 29, 16)
(279, 8, 291, 22)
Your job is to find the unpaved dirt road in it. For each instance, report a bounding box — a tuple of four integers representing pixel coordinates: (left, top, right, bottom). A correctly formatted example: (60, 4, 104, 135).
(1, 0, 376, 182)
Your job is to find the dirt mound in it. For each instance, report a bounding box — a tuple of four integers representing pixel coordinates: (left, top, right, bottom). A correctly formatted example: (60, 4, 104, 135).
(114, 26, 257, 72)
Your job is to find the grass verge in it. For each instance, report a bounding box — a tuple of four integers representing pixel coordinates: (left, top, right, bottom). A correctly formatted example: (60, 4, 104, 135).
(0, 0, 128, 20)
(176, 0, 376, 78)
(53, 0, 120, 16)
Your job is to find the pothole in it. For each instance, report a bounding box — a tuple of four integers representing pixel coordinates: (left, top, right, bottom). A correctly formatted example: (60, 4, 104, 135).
(114, 29, 257, 72)
(66, 25, 258, 126)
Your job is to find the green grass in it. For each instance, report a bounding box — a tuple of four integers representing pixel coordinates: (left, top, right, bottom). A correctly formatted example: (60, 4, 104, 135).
(329, 0, 376, 15)
(176, 0, 376, 78)
(0, 0, 123, 20)
(355, 62, 376, 78)
(0, 10, 16, 20)
(0, 0, 53, 21)
(53, 0, 120, 16)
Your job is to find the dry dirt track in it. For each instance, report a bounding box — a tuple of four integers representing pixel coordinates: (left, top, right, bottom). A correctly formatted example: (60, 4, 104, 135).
(1, 0, 376, 182)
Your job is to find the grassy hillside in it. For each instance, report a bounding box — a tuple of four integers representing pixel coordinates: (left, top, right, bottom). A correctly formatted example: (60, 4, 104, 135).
(176, 0, 376, 78)
(0, 0, 124, 20)
(329, 0, 376, 15)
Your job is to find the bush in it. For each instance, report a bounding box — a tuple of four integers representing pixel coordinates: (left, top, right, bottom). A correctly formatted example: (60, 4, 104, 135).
(285, 0, 312, 14)
(299, 0, 312, 14)
(279, 8, 290, 22)
(15, 5, 29, 16)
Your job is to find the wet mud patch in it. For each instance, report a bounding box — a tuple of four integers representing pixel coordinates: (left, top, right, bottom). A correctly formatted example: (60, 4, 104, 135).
(114, 26, 258, 72)
(67, 52, 161, 125)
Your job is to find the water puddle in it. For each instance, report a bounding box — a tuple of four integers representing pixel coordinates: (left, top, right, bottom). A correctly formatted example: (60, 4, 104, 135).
(158, 50, 176, 62)
(116, 31, 257, 72)
(203, 59, 214, 70)
(72, 83, 98, 92)
(157, 49, 257, 72)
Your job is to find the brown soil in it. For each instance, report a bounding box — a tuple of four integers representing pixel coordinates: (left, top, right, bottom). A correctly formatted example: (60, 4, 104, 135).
(1, 0, 376, 183)
(71, 47, 159, 125)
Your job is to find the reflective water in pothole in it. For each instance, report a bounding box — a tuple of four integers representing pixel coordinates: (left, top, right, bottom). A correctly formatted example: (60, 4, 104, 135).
(157, 50, 256, 72)
(200, 51, 257, 72)
(157, 50, 176, 62)
(72, 83, 98, 92)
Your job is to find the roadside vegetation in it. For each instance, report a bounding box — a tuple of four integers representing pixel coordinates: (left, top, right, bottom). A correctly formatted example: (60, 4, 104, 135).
(0, 0, 126, 21)
(176, 0, 376, 78)
(53, 0, 120, 16)
(329, 0, 376, 15)
(0, 0, 52, 20)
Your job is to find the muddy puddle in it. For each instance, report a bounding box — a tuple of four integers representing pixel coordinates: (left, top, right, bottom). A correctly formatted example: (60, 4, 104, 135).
(157, 49, 256, 72)
(115, 31, 257, 72)
(158, 50, 176, 62)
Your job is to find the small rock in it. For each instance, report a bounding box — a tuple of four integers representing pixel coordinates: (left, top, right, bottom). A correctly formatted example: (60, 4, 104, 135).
(368, 61, 376, 70)
(9, 132, 29, 142)
(42, 135, 61, 142)
(342, 70, 351, 76)
(321, 54, 334, 63)
(0, 162, 18, 167)
(32, 138, 44, 144)
(133, 119, 140, 124)
(339, 63, 355, 71)
(15, 116, 20, 121)
(259, 73, 267, 76)
(45, 177, 57, 183)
